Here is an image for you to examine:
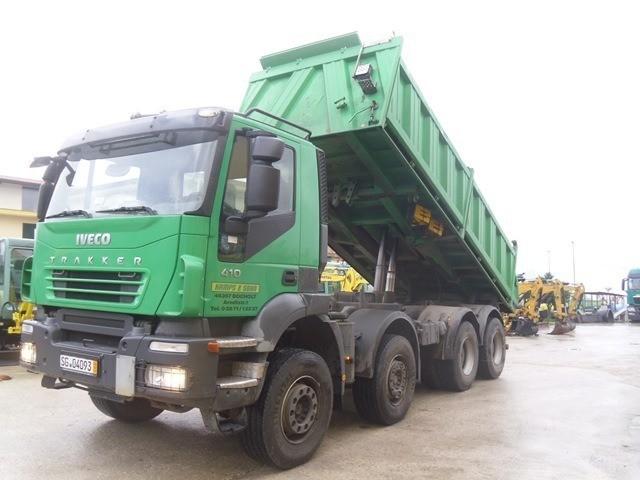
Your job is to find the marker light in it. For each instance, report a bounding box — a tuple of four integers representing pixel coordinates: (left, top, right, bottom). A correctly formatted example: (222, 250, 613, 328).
(197, 107, 218, 118)
(149, 341, 189, 353)
(21, 342, 37, 364)
(144, 365, 187, 391)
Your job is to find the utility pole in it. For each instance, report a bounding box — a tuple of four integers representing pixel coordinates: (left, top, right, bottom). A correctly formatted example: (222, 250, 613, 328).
(571, 241, 576, 284)
(547, 250, 551, 274)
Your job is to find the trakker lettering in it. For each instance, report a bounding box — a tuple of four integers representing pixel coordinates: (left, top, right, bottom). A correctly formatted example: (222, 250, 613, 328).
(76, 233, 111, 246)
(48, 255, 141, 266)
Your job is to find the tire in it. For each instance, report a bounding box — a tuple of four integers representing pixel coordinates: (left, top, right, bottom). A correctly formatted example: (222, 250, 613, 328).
(241, 348, 333, 469)
(353, 334, 416, 425)
(90, 396, 163, 423)
(478, 317, 506, 379)
(437, 321, 479, 391)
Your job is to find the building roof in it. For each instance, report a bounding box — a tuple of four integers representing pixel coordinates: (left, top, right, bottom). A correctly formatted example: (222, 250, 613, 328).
(0, 175, 41, 187)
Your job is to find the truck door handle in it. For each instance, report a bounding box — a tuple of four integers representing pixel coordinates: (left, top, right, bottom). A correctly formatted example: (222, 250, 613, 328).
(282, 270, 297, 286)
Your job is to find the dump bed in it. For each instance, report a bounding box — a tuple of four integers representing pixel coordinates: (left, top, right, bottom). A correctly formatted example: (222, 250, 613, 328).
(241, 33, 517, 310)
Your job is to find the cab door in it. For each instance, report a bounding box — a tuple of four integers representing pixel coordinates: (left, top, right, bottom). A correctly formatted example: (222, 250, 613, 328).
(204, 118, 301, 317)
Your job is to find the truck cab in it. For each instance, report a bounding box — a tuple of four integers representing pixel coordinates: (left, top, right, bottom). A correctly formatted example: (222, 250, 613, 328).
(622, 268, 640, 321)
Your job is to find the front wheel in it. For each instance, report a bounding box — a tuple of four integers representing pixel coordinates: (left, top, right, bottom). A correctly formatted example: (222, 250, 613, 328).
(353, 334, 416, 425)
(241, 348, 333, 469)
(90, 396, 163, 423)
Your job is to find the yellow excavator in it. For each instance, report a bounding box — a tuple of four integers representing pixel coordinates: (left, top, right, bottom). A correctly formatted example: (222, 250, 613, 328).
(504, 277, 584, 336)
(321, 262, 370, 293)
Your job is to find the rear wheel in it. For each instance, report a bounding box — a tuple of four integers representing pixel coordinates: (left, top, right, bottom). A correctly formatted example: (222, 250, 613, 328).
(90, 396, 163, 423)
(353, 334, 416, 425)
(241, 348, 333, 469)
(437, 321, 479, 391)
(478, 317, 506, 379)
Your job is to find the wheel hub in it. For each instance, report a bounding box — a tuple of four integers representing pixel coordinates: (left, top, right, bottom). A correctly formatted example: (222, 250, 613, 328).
(387, 355, 408, 405)
(460, 338, 475, 376)
(282, 379, 318, 443)
(492, 331, 504, 365)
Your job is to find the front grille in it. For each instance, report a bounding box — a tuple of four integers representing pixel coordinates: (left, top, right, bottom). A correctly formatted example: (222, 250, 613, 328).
(47, 269, 144, 304)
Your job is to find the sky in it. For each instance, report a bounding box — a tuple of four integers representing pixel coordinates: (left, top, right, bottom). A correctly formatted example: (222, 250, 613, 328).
(1, 0, 638, 292)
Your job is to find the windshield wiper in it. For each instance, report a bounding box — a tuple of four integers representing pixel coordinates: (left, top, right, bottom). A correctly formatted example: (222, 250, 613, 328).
(46, 209, 92, 219)
(96, 205, 158, 215)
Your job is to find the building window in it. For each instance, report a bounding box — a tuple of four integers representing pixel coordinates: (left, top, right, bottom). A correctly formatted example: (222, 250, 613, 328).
(22, 186, 38, 212)
(22, 223, 36, 239)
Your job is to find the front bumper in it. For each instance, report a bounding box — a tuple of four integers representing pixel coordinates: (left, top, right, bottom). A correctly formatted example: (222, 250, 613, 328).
(20, 313, 261, 410)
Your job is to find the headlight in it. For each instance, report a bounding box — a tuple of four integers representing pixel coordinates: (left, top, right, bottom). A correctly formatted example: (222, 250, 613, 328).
(149, 341, 189, 353)
(21, 322, 34, 334)
(144, 365, 187, 391)
(20, 342, 37, 364)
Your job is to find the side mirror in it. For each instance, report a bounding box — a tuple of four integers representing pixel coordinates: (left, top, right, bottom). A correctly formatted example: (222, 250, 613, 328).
(252, 136, 285, 163)
(34, 159, 66, 221)
(241, 136, 283, 219)
(622, 278, 627, 291)
(37, 182, 55, 221)
(222, 136, 284, 235)
(245, 136, 283, 217)
(31, 156, 54, 168)
(245, 163, 280, 215)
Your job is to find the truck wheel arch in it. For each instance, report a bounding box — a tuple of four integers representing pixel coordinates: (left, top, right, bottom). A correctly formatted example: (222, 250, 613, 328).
(418, 305, 481, 360)
(241, 293, 345, 395)
(463, 304, 503, 345)
(349, 309, 420, 380)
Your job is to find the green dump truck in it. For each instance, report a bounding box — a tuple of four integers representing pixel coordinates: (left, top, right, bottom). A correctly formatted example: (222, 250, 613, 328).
(21, 33, 517, 468)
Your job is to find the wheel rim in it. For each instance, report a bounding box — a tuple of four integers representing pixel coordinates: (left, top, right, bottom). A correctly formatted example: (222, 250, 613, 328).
(460, 337, 475, 376)
(386, 354, 408, 406)
(280, 375, 320, 444)
(491, 331, 504, 365)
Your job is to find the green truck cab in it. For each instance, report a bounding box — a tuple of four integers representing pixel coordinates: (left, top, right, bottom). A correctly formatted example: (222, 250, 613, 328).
(21, 33, 516, 468)
(622, 268, 640, 321)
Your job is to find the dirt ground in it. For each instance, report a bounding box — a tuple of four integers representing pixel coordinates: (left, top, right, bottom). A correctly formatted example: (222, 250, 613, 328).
(1, 323, 639, 480)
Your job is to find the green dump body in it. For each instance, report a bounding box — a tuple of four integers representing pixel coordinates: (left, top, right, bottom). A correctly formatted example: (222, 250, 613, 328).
(242, 33, 517, 310)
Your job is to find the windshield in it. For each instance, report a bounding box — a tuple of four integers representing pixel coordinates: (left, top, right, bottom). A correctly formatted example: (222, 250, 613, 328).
(628, 278, 640, 290)
(47, 139, 219, 217)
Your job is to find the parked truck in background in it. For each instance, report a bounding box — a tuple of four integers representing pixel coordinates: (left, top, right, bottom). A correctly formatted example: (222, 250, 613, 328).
(622, 268, 640, 322)
(20, 33, 517, 468)
(0, 237, 34, 348)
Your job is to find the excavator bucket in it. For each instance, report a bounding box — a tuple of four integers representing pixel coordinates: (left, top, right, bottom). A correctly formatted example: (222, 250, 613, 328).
(549, 319, 576, 335)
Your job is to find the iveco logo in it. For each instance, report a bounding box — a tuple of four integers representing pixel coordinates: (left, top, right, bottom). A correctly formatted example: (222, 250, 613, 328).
(76, 233, 111, 246)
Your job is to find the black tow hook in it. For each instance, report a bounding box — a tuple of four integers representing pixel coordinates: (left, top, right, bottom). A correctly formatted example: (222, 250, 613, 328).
(41, 375, 74, 390)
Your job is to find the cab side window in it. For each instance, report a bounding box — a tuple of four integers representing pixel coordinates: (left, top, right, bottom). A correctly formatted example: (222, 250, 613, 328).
(218, 135, 295, 261)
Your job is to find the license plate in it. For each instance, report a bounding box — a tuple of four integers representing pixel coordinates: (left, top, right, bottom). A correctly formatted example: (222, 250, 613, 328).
(60, 354, 98, 376)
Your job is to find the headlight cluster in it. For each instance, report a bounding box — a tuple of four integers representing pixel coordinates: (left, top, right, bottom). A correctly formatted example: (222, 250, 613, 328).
(20, 342, 37, 364)
(144, 365, 187, 391)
